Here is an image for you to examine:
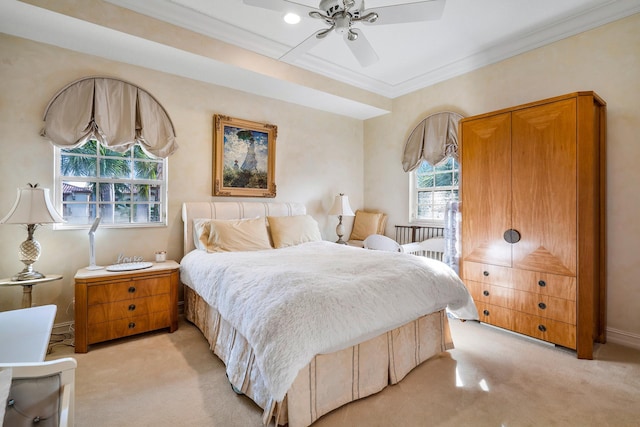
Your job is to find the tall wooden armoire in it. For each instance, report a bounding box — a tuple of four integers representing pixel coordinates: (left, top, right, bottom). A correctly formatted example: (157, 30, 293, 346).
(459, 92, 606, 359)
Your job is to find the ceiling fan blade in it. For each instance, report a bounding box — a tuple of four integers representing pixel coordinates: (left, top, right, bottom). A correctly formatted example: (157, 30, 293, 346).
(279, 29, 330, 63)
(344, 28, 379, 67)
(242, 0, 315, 16)
(363, 0, 446, 25)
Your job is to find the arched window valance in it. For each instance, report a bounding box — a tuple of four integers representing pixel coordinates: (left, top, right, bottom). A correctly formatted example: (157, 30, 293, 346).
(402, 111, 463, 172)
(41, 76, 178, 158)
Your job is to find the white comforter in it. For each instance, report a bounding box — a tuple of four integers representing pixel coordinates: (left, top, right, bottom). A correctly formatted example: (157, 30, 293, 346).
(180, 241, 477, 401)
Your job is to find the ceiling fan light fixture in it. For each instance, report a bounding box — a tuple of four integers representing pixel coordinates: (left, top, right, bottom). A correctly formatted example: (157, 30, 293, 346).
(347, 29, 358, 41)
(283, 12, 301, 24)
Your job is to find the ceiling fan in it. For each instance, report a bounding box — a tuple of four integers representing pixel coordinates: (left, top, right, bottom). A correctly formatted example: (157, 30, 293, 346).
(243, 0, 446, 67)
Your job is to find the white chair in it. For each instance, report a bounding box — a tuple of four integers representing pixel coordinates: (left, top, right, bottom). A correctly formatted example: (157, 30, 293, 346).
(363, 234, 402, 252)
(2, 358, 77, 427)
(402, 237, 446, 261)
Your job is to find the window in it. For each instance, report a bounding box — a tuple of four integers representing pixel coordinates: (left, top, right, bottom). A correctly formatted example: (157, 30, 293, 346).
(409, 157, 459, 224)
(54, 140, 167, 228)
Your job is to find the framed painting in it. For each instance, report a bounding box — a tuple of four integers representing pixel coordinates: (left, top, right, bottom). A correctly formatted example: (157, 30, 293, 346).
(213, 114, 277, 197)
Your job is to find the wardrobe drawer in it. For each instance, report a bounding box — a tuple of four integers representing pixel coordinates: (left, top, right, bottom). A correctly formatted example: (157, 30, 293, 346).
(468, 281, 576, 324)
(463, 262, 511, 285)
(475, 302, 576, 349)
(87, 294, 171, 325)
(473, 301, 513, 331)
(463, 262, 576, 300)
(512, 312, 576, 349)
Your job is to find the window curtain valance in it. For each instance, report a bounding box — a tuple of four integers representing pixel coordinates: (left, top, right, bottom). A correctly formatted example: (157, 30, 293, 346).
(402, 111, 463, 172)
(41, 77, 178, 158)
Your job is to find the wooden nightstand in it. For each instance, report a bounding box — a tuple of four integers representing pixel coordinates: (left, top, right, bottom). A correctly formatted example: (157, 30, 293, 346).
(74, 261, 179, 353)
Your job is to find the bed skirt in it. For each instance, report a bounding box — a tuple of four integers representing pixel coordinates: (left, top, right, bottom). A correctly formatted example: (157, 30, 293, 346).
(184, 285, 454, 427)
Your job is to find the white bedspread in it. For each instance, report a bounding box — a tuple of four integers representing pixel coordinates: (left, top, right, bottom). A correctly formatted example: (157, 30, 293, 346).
(180, 241, 477, 401)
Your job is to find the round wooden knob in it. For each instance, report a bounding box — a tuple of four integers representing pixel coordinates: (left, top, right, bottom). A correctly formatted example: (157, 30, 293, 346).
(483, 309, 490, 316)
(128, 286, 136, 293)
(128, 304, 136, 311)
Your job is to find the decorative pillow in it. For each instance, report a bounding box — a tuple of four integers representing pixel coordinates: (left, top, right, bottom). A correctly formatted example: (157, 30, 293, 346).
(349, 210, 384, 241)
(199, 217, 272, 253)
(193, 218, 212, 251)
(267, 215, 322, 248)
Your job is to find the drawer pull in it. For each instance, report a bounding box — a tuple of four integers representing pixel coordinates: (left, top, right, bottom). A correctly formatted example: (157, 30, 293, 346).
(128, 322, 136, 329)
(483, 309, 490, 316)
(128, 286, 136, 293)
(538, 280, 546, 287)
(538, 324, 547, 332)
(483, 290, 490, 296)
(538, 302, 547, 310)
(128, 304, 136, 311)
(483, 271, 489, 277)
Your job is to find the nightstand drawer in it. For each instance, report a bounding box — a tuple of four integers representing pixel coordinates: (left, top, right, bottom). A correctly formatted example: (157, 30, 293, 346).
(87, 276, 171, 305)
(87, 311, 171, 344)
(87, 294, 171, 325)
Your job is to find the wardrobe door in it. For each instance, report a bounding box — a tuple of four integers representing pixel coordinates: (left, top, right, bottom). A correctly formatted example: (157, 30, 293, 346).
(461, 112, 512, 267)
(511, 99, 577, 276)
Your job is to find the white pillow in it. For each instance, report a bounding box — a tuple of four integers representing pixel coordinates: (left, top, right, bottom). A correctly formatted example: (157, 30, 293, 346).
(201, 217, 272, 252)
(267, 215, 322, 248)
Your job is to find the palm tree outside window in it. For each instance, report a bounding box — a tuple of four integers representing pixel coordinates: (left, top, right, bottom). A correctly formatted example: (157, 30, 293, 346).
(55, 139, 167, 228)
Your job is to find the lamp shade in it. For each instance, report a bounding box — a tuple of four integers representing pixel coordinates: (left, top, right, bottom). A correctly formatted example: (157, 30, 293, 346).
(0, 186, 65, 225)
(328, 193, 355, 217)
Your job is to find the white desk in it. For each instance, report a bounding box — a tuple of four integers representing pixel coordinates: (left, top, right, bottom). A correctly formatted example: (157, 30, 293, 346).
(0, 305, 57, 362)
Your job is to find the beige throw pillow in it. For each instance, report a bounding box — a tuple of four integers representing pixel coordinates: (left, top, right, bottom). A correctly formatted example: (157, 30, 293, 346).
(200, 217, 272, 252)
(349, 210, 384, 241)
(267, 215, 322, 248)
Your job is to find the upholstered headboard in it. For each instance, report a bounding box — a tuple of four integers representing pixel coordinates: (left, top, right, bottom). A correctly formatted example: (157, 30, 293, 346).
(182, 202, 307, 254)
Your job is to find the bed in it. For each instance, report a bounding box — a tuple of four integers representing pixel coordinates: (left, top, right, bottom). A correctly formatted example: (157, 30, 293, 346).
(180, 201, 477, 427)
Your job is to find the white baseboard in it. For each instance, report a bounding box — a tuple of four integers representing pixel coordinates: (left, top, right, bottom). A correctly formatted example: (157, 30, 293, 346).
(606, 327, 640, 350)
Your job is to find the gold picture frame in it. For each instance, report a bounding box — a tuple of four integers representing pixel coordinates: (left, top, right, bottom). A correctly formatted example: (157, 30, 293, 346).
(213, 114, 277, 197)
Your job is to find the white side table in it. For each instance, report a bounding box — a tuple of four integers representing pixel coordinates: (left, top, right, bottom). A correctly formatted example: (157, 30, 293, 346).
(0, 275, 63, 308)
(0, 305, 57, 362)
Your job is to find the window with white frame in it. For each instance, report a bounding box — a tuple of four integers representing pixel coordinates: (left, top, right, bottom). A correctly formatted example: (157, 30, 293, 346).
(54, 140, 167, 228)
(410, 157, 459, 224)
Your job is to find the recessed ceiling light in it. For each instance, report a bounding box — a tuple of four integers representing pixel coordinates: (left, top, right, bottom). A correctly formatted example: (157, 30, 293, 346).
(283, 12, 301, 24)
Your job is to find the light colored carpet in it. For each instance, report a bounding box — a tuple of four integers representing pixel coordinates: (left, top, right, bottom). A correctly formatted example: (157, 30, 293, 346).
(48, 317, 640, 426)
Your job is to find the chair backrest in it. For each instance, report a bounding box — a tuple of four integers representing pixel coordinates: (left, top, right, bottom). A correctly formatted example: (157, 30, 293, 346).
(2, 358, 77, 427)
(363, 234, 402, 252)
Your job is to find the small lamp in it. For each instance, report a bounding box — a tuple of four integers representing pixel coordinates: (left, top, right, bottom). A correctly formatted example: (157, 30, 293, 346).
(0, 183, 65, 281)
(328, 193, 355, 245)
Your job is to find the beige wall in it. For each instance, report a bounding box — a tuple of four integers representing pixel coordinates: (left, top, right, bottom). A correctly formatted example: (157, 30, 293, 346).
(0, 34, 364, 322)
(364, 14, 640, 340)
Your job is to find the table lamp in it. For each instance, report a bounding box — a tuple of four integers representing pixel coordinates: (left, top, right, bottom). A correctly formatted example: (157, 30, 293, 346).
(328, 193, 355, 244)
(0, 183, 65, 281)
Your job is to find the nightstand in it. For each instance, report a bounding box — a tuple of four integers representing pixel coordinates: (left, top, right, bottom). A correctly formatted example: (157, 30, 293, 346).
(74, 261, 179, 353)
(0, 275, 63, 308)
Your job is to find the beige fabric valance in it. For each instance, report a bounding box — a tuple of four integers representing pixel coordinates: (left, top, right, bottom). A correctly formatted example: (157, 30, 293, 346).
(41, 77, 178, 158)
(402, 111, 463, 172)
